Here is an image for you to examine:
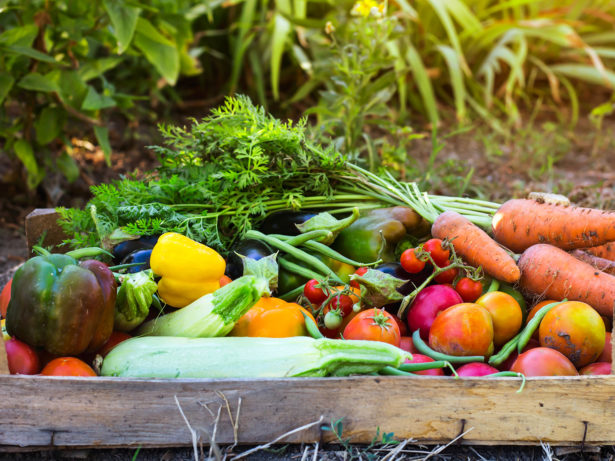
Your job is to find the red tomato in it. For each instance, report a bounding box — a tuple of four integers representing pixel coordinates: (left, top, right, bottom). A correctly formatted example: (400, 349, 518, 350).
(219, 275, 232, 287)
(350, 267, 369, 288)
(5, 338, 40, 375)
(455, 277, 483, 303)
(41, 357, 97, 377)
(400, 249, 426, 274)
(96, 331, 132, 358)
(343, 308, 401, 347)
(434, 265, 458, 284)
(325, 294, 354, 317)
(303, 279, 328, 305)
(423, 239, 450, 267)
(0, 278, 12, 318)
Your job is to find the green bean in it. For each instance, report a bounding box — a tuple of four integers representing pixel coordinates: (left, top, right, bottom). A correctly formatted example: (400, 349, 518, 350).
(380, 366, 416, 376)
(488, 332, 522, 366)
(399, 361, 450, 373)
(517, 300, 566, 353)
(108, 262, 146, 271)
(284, 230, 333, 246)
(278, 257, 327, 282)
(483, 371, 526, 393)
(65, 246, 114, 260)
(272, 235, 381, 267)
(412, 330, 485, 364)
(301, 310, 324, 339)
(246, 230, 342, 283)
(486, 279, 500, 293)
(279, 284, 306, 302)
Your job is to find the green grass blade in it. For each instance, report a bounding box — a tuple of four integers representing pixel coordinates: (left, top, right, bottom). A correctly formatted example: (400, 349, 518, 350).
(271, 0, 292, 100)
(405, 43, 439, 126)
(551, 63, 615, 87)
(229, 0, 258, 93)
(436, 44, 466, 122)
(425, 0, 470, 75)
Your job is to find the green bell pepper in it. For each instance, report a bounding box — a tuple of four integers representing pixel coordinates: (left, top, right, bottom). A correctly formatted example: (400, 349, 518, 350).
(5, 253, 117, 356)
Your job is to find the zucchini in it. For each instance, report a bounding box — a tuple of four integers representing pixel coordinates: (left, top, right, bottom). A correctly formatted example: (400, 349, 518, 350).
(100, 336, 409, 378)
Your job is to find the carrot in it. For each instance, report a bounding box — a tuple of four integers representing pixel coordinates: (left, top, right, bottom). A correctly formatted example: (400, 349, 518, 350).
(571, 250, 615, 276)
(492, 198, 615, 253)
(585, 242, 615, 261)
(518, 244, 615, 318)
(431, 211, 520, 283)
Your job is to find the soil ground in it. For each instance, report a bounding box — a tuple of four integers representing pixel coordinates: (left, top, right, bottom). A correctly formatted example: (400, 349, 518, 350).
(1, 107, 615, 460)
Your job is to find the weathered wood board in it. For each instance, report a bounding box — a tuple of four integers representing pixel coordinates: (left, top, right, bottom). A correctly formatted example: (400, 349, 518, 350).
(1, 208, 614, 450)
(1, 374, 615, 449)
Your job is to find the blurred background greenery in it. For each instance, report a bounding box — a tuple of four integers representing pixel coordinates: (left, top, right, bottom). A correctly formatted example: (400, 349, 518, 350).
(1, 0, 615, 210)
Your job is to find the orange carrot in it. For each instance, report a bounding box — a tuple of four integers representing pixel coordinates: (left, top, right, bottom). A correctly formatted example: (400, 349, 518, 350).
(518, 244, 615, 318)
(571, 250, 615, 276)
(492, 199, 615, 253)
(431, 211, 520, 283)
(585, 242, 615, 261)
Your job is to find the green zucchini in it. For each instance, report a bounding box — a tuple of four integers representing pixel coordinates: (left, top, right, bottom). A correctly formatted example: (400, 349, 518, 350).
(100, 336, 409, 378)
(137, 275, 267, 338)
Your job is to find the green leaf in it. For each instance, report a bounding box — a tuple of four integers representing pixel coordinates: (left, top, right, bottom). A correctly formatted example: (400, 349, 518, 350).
(3, 45, 57, 63)
(14, 140, 41, 188)
(271, 12, 291, 100)
(0, 24, 38, 47)
(82, 86, 116, 111)
(54, 70, 88, 109)
(18, 73, 60, 92)
(78, 57, 124, 82)
(437, 45, 466, 122)
(103, 0, 141, 54)
(133, 18, 179, 85)
(551, 64, 615, 87)
(56, 151, 80, 183)
(0, 72, 15, 104)
(94, 125, 112, 166)
(35, 106, 65, 145)
(405, 44, 439, 126)
(229, 0, 257, 93)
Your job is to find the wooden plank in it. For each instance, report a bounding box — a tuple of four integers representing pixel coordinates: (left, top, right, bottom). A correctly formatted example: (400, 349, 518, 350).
(1, 374, 615, 449)
(0, 334, 8, 375)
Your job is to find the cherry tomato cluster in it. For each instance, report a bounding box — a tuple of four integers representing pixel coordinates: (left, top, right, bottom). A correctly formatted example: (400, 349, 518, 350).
(399, 238, 483, 303)
(302, 270, 401, 346)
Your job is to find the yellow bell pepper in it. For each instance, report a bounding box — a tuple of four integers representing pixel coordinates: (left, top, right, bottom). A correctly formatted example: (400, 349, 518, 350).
(150, 232, 226, 308)
(230, 297, 316, 338)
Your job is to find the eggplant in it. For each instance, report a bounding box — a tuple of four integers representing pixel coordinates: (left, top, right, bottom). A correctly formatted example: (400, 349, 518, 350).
(112, 235, 160, 263)
(258, 211, 318, 236)
(121, 249, 153, 274)
(225, 239, 274, 280)
(374, 263, 433, 296)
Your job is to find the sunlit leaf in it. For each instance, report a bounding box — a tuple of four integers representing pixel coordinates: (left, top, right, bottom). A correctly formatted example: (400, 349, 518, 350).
(437, 45, 466, 121)
(94, 126, 112, 166)
(103, 0, 141, 53)
(405, 44, 439, 125)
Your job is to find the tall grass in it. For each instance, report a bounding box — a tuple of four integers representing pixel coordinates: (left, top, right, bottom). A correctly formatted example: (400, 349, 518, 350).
(218, 0, 615, 128)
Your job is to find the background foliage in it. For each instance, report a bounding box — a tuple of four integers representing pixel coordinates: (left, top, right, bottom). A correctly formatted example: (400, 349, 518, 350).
(2, 0, 615, 194)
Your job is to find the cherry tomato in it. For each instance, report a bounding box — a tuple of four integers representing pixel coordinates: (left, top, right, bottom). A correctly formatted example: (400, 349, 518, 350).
(343, 308, 401, 346)
(303, 279, 328, 305)
(324, 294, 354, 317)
(219, 275, 232, 287)
(41, 357, 97, 377)
(5, 338, 40, 375)
(455, 277, 483, 302)
(324, 310, 343, 330)
(350, 267, 369, 288)
(422, 239, 450, 267)
(96, 331, 132, 358)
(434, 265, 458, 284)
(400, 249, 425, 274)
(0, 278, 11, 318)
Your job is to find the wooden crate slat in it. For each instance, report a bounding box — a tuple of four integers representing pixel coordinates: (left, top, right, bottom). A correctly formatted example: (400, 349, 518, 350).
(2, 375, 615, 448)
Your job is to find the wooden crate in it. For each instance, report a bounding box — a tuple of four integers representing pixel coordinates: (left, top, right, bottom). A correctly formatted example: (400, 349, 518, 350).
(1, 209, 614, 450)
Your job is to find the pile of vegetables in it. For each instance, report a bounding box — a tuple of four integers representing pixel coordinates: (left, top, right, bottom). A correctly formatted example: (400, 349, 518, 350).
(1, 98, 614, 381)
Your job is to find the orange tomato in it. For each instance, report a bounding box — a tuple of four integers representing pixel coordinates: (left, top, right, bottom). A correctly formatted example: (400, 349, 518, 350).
(231, 297, 316, 338)
(219, 275, 232, 287)
(41, 357, 97, 377)
(475, 291, 522, 347)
